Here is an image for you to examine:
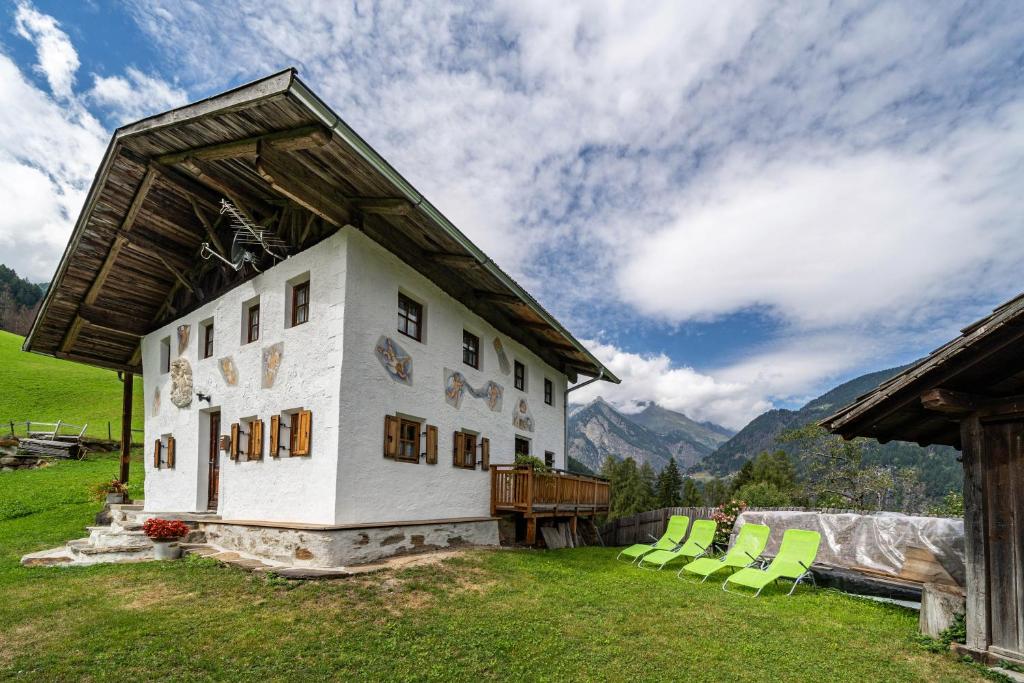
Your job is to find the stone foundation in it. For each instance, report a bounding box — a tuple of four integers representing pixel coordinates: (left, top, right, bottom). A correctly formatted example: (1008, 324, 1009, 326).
(199, 518, 500, 567)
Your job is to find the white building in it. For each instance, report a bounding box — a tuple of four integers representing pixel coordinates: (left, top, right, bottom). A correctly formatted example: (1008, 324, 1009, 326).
(25, 70, 617, 566)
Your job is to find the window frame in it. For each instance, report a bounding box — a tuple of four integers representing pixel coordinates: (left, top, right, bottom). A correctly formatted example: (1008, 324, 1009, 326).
(515, 436, 530, 459)
(159, 337, 171, 374)
(246, 303, 261, 344)
(202, 322, 214, 359)
(544, 378, 553, 405)
(514, 361, 526, 391)
(291, 280, 310, 327)
(397, 293, 423, 342)
(544, 451, 555, 468)
(462, 330, 480, 369)
(397, 418, 422, 463)
(455, 431, 478, 469)
(288, 411, 300, 454)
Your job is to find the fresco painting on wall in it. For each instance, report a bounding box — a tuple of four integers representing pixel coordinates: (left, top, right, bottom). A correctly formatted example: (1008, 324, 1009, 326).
(177, 324, 190, 356)
(493, 337, 511, 375)
(444, 368, 504, 412)
(169, 358, 193, 408)
(152, 387, 161, 417)
(262, 343, 284, 389)
(375, 335, 413, 385)
(219, 356, 238, 386)
(513, 398, 534, 432)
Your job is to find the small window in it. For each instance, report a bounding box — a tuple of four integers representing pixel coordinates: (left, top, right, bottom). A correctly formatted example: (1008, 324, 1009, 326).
(463, 330, 480, 369)
(398, 418, 421, 463)
(398, 293, 423, 342)
(241, 417, 263, 461)
(291, 280, 310, 327)
(514, 361, 526, 391)
(202, 321, 214, 359)
(153, 434, 175, 469)
(159, 337, 171, 374)
(515, 436, 530, 458)
(289, 412, 301, 453)
(544, 451, 555, 468)
(247, 302, 260, 344)
(454, 431, 478, 469)
(544, 378, 553, 405)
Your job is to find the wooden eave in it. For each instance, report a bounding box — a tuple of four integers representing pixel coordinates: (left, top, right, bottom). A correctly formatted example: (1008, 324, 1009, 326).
(24, 69, 618, 385)
(820, 292, 1024, 449)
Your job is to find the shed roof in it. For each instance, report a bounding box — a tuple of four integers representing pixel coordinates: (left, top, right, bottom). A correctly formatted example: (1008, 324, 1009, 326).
(24, 69, 618, 385)
(821, 291, 1024, 449)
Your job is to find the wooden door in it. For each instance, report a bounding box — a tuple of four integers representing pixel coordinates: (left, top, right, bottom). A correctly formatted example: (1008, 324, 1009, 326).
(208, 411, 221, 510)
(981, 419, 1024, 659)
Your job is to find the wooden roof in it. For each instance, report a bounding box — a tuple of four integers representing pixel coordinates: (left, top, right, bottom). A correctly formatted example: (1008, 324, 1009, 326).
(24, 69, 618, 385)
(821, 292, 1024, 449)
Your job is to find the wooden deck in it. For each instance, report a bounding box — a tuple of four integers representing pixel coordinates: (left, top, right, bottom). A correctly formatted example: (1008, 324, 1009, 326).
(490, 464, 609, 544)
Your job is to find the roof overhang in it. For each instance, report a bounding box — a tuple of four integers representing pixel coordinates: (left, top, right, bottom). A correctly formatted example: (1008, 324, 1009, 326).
(24, 69, 619, 385)
(821, 292, 1024, 449)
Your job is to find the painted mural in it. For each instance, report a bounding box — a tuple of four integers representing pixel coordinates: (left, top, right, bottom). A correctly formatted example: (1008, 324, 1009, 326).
(151, 387, 161, 417)
(493, 337, 511, 375)
(375, 335, 412, 385)
(512, 397, 535, 432)
(219, 356, 238, 386)
(262, 342, 284, 389)
(177, 324, 190, 356)
(169, 358, 193, 408)
(444, 368, 504, 412)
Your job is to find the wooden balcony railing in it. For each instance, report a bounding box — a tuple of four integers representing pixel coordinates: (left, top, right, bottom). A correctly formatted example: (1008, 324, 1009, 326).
(490, 464, 610, 517)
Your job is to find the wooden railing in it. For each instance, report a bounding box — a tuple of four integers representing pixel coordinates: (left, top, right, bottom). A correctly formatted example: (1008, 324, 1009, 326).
(490, 464, 610, 516)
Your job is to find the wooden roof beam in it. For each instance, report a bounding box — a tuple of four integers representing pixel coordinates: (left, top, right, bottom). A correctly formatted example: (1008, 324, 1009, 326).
(54, 350, 141, 375)
(475, 290, 527, 306)
(78, 304, 150, 337)
(157, 124, 332, 166)
(351, 197, 415, 216)
(430, 252, 479, 268)
(177, 158, 274, 223)
(255, 141, 351, 227)
(921, 388, 987, 415)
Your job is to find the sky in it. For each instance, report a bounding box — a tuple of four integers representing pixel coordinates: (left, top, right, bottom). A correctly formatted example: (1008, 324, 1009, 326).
(1, 1, 1023, 430)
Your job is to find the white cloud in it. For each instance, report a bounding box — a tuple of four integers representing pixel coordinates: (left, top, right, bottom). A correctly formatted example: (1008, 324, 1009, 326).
(89, 67, 189, 124)
(14, 1, 79, 99)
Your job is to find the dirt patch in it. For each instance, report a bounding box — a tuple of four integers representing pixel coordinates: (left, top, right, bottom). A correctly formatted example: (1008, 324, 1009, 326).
(111, 581, 197, 610)
(0, 621, 48, 666)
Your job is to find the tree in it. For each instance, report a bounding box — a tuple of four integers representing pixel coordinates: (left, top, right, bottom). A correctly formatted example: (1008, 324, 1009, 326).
(750, 450, 797, 492)
(730, 459, 755, 492)
(601, 456, 657, 522)
(655, 459, 683, 507)
(681, 477, 703, 506)
(702, 478, 731, 506)
(734, 480, 792, 507)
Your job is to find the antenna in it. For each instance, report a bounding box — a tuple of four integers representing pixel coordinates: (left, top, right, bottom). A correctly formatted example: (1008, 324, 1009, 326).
(199, 199, 289, 272)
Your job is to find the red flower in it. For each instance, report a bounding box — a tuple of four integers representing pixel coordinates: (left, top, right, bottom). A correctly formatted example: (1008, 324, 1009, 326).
(142, 518, 190, 540)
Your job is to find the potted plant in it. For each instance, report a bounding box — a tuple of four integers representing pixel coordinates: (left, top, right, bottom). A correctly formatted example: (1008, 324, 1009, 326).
(93, 478, 130, 505)
(143, 518, 190, 560)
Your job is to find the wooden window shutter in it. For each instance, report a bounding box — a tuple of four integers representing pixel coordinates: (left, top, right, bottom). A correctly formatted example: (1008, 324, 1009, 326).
(251, 419, 264, 459)
(269, 415, 280, 458)
(480, 437, 490, 470)
(383, 415, 400, 459)
(453, 431, 466, 467)
(230, 423, 239, 460)
(425, 425, 438, 464)
(153, 438, 162, 469)
(167, 436, 176, 469)
(293, 410, 312, 456)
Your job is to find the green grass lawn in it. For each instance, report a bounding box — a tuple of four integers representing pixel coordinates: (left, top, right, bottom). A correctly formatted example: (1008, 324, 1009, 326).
(0, 330, 144, 440)
(0, 453, 985, 681)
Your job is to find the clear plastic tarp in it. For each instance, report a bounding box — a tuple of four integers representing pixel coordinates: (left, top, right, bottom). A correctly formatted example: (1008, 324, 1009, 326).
(735, 510, 965, 587)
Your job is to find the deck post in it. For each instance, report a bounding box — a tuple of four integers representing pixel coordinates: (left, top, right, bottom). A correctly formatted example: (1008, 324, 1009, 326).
(119, 372, 133, 484)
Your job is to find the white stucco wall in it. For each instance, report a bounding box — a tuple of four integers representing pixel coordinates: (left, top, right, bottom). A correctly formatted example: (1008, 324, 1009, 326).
(335, 229, 567, 524)
(142, 232, 348, 523)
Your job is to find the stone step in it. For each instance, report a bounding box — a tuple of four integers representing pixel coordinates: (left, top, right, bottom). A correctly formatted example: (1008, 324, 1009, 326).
(67, 538, 153, 562)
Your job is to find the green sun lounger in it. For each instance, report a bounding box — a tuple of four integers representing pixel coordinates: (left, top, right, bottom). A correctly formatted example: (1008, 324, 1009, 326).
(723, 528, 821, 597)
(637, 519, 717, 570)
(615, 515, 689, 564)
(679, 522, 770, 581)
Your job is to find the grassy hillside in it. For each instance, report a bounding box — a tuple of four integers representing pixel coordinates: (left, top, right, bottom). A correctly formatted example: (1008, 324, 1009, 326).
(0, 331, 143, 440)
(0, 453, 983, 681)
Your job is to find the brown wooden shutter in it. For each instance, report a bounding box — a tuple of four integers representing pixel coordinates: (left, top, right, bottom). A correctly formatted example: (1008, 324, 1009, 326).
(251, 419, 264, 459)
(453, 431, 466, 467)
(383, 415, 400, 459)
(230, 423, 239, 460)
(293, 410, 312, 456)
(166, 436, 176, 469)
(425, 425, 438, 464)
(153, 438, 162, 469)
(480, 437, 490, 470)
(269, 415, 280, 458)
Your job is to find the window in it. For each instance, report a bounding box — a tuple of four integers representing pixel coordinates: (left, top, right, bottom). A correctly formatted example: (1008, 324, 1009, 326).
(159, 336, 170, 374)
(202, 322, 214, 359)
(397, 293, 423, 341)
(398, 419, 421, 463)
(291, 280, 310, 327)
(544, 451, 555, 468)
(284, 409, 312, 456)
(454, 430, 478, 469)
(247, 303, 260, 344)
(515, 436, 530, 458)
(463, 330, 480, 369)
(544, 378, 553, 405)
(514, 361, 526, 391)
(153, 435, 175, 469)
(241, 417, 263, 461)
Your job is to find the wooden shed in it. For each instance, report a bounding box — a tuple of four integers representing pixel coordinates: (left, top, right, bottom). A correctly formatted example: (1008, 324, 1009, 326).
(822, 293, 1024, 665)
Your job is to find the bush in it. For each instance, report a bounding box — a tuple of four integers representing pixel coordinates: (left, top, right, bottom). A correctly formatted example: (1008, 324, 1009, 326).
(711, 499, 747, 547)
(733, 481, 792, 507)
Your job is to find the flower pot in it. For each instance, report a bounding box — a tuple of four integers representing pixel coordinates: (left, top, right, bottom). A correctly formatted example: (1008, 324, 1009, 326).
(152, 540, 182, 560)
(106, 492, 127, 505)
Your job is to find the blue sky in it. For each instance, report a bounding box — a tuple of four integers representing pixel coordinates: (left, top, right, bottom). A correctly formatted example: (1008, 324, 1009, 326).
(2, 1, 1023, 429)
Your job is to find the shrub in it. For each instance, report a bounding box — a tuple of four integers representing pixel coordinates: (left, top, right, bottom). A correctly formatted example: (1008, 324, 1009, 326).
(91, 478, 129, 501)
(515, 454, 551, 473)
(142, 518, 190, 541)
(711, 499, 747, 547)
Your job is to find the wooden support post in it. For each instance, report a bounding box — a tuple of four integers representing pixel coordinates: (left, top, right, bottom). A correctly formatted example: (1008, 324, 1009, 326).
(526, 517, 537, 546)
(960, 415, 989, 651)
(119, 372, 134, 484)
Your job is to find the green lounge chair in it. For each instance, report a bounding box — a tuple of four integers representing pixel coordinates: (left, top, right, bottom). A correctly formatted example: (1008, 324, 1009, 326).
(679, 523, 770, 581)
(615, 515, 689, 564)
(723, 528, 821, 597)
(637, 519, 716, 570)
